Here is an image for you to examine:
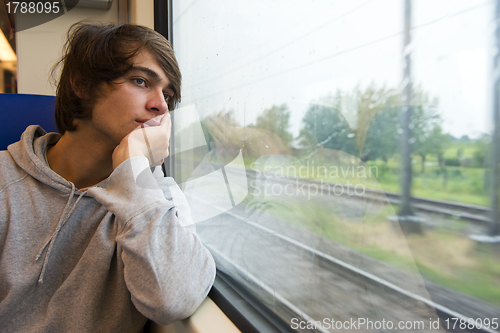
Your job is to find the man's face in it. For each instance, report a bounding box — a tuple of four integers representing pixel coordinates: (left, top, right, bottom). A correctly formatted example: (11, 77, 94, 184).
(84, 49, 174, 149)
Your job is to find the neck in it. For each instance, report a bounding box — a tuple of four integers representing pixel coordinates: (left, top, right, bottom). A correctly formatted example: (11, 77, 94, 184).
(47, 128, 115, 189)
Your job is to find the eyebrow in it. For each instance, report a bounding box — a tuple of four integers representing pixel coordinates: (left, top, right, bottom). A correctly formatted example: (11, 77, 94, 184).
(131, 65, 174, 91)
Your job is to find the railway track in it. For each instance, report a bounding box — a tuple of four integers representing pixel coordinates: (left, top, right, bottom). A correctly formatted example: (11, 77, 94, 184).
(186, 165, 499, 332)
(198, 205, 500, 333)
(242, 169, 492, 226)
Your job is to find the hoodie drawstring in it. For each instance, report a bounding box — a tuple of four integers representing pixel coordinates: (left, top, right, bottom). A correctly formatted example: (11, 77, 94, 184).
(35, 183, 87, 284)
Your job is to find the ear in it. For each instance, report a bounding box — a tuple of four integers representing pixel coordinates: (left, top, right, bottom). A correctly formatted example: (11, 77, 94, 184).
(71, 118, 80, 129)
(70, 75, 88, 100)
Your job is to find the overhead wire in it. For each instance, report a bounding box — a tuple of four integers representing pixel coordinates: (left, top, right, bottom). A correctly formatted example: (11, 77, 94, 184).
(190, 1, 491, 102)
(186, 0, 376, 89)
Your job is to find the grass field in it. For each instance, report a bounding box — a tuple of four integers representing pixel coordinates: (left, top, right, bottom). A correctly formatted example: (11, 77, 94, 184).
(365, 159, 490, 207)
(442, 140, 482, 160)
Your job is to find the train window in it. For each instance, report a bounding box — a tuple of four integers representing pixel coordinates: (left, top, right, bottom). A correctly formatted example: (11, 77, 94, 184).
(0, 2, 17, 93)
(171, 0, 500, 331)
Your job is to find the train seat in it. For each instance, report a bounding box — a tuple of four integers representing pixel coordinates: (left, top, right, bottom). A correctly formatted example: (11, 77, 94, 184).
(0, 93, 58, 150)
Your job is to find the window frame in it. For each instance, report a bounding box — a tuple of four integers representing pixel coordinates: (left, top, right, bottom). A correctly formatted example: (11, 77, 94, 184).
(153, 2, 296, 331)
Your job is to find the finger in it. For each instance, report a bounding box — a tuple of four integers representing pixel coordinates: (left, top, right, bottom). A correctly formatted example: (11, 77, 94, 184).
(224, 123, 239, 139)
(157, 113, 171, 152)
(211, 116, 242, 144)
(205, 117, 225, 142)
(159, 112, 171, 129)
(204, 118, 219, 139)
(211, 116, 231, 137)
(156, 112, 172, 143)
(140, 126, 155, 164)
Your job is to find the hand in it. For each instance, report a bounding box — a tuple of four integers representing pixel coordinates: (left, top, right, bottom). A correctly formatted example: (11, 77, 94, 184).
(204, 113, 291, 160)
(205, 113, 245, 149)
(112, 113, 171, 169)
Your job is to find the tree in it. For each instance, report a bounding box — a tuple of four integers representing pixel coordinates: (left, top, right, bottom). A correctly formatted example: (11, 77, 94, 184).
(428, 125, 450, 169)
(298, 85, 446, 168)
(255, 104, 294, 147)
(473, 134, 490, 168)
(298, 101, 357, 156)
(314, 84, 401, 162)
(353, 84, 397, 157)
(297, 128, 320, 152)
(362, 106, 400, 162)
(410, 90, 443, 173)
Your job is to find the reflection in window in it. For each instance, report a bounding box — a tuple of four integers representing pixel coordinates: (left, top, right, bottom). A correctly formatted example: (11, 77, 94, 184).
(172, 0, 499, 331)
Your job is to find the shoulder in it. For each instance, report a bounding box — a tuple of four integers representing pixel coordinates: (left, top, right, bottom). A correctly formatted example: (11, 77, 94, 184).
(0, 150, 28, 194)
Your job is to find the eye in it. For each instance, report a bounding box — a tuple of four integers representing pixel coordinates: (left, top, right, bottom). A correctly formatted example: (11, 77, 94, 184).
(164, 94, 172, 103)
(133, 78, 146, 87)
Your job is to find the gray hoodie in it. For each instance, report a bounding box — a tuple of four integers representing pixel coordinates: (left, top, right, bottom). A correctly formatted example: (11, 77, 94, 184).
(0, 126, 216, 332)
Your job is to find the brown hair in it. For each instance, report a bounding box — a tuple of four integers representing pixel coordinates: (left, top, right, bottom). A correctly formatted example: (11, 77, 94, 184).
(52, 21, 181, 134)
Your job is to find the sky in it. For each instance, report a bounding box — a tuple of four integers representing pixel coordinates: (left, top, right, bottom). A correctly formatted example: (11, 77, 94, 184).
(173, 0, 494, 141)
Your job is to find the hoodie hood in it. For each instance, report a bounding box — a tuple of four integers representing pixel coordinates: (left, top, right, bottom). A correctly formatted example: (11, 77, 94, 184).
(8, 125, 74, 194)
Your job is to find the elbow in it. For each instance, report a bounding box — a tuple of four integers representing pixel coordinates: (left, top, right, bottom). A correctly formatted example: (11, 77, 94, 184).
(146, 257, 216, 325)
(154, 287, 212, 325)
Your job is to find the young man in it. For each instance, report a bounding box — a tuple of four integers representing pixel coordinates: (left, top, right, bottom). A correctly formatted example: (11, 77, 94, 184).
(0, 22, 215, 332)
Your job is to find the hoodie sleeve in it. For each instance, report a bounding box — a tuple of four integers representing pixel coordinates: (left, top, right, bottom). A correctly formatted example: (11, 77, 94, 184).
(87, 156, 216, 325)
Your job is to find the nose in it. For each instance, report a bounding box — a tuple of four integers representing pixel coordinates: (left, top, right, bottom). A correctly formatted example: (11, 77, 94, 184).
(147, 88, 169, 114)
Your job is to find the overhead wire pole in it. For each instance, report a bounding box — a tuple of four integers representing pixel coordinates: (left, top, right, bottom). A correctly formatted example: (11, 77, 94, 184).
(490, 0, 500, 236)
(399, 0, 413, 218)
(394, 0, 425, 234)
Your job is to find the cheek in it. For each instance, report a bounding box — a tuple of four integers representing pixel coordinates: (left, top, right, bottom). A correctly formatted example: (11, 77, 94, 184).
(96, 100, 125, 121)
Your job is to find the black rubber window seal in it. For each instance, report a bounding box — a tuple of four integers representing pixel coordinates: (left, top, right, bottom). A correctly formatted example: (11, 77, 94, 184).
(209, 270, 296, 333)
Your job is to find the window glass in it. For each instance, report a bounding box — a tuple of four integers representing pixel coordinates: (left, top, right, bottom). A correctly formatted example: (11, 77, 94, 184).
(173, 0, 500, 330)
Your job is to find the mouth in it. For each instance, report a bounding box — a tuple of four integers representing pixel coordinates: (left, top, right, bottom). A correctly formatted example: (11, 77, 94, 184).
(135, 118, 160, 127)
